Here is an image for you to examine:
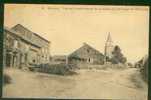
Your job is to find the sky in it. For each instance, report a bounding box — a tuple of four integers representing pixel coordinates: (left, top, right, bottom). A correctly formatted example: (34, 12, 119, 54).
(4, 4, 149, 63)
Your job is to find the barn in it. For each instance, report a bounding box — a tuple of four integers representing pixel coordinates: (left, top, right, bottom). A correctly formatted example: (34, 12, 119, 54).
(68, 43, 104, 65)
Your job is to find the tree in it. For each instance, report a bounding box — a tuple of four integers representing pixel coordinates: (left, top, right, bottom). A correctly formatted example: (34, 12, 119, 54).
(111, 45, 127, 64)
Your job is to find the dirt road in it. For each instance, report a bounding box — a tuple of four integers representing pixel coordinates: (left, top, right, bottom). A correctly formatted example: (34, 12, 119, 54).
(3, 68, 148, 100)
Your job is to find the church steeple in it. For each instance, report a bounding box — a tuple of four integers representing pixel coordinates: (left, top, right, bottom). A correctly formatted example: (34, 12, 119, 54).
(104, 32, 114, 62)
(106, 32, 112, 43)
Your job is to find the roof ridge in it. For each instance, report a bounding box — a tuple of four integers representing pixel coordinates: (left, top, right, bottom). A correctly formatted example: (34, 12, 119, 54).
(83, 43, 103, 55)
(11, 24, 50, 43)
(69, 43, 104, 57)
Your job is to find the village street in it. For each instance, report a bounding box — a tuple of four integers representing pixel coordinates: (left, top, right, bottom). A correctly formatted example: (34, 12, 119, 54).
(3, 67, 148, 100)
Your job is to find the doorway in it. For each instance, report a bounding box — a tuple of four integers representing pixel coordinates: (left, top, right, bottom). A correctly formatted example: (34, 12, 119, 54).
(6, 53, 11, 67)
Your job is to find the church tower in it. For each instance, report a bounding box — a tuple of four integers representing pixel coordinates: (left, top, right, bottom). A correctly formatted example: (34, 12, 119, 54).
(104, 33, 114, 62)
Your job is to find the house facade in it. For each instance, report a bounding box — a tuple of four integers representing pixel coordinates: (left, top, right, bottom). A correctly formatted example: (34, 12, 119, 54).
(4, 24, 50, 68)
(68, 43, 104, 65)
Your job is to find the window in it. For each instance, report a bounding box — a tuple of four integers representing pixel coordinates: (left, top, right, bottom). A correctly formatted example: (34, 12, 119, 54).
(41, 48, 44, 54)
(33, 59, 35, 63)
(87, 49, 90, 53)
(25, 45, 29, 52)
(87, 58, 93, 63)
(14, 40, 18, 48)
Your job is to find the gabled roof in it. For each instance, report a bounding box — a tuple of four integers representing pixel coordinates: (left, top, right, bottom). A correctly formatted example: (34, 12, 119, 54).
(4, 26, 41, 48)
(12, 24, 50, 43)
(69, 43, 104, 57)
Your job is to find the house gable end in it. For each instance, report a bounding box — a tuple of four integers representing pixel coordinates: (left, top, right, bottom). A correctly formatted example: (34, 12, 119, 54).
(69, 43, 104, 58)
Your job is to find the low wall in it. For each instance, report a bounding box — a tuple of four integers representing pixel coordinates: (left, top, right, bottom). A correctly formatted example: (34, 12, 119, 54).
(29, 63, 76, 75)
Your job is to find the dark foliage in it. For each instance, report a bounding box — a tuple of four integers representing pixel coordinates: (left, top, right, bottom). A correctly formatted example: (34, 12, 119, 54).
(29, 63, 77, 75)
(111, 45, 127, 64)
(140, 58, 148, 82)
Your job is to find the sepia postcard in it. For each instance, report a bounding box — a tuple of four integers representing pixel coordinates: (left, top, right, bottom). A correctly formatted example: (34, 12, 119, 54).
(2, 4, 149, 100)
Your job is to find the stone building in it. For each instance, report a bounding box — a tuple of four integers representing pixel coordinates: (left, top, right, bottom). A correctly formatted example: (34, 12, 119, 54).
(4, 24, 50, 68)
(68, 43, 104, 65)
(104, 33, 114, 62)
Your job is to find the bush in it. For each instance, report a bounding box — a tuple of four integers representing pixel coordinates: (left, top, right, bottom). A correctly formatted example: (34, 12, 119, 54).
(110, 57, 119, 64)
